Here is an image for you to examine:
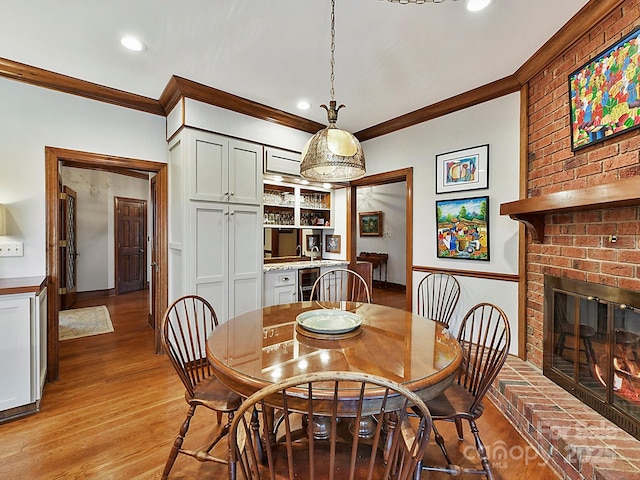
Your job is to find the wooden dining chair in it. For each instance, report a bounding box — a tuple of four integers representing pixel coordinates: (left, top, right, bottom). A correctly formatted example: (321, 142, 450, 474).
(228, 370, 433, 480)
(160, 295, 242, 479)
(417, 302, 510, 480)
(310, 268, 371, 303)
(416, 272, 460, 328)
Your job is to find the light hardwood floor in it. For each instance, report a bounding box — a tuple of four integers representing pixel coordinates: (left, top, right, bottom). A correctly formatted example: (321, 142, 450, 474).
(0, 288, 560, 479)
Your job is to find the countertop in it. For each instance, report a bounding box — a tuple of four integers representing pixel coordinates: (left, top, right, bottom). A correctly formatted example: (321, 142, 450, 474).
(263, 259, 348, 272)
(0, 276, 47, 295)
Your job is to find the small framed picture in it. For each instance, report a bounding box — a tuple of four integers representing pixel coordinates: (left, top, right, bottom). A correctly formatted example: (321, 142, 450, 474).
(325, 234, 341, 253)
(359, 211, 383, 237)
(305, 233, 321, 251)
(435, 144, 489, 194)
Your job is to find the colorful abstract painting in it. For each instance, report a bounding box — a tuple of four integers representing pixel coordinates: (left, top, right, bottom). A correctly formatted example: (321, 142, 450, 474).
(569, 27, 640, 151)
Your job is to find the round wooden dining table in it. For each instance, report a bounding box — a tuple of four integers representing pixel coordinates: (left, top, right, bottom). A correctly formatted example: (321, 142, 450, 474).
(206, 301, 462, 402)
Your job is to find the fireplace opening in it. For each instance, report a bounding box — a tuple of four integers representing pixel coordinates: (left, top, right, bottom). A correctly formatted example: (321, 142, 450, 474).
(543, 275, 640, 440)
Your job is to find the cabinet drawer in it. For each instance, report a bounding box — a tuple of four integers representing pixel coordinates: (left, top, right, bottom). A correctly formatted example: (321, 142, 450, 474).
(273, 274, 296, 286)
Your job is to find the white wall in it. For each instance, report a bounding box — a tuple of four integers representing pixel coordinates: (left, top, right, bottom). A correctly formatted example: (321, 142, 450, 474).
(356, 182, 406, 286)
(59, 167, 150, 292)
(362, 93, 521, 354)
(0, 78, 167, 280)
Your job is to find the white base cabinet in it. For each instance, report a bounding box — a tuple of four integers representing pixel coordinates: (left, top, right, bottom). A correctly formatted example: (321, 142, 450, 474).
(263, 270, 298, 307)
(0, 284, 47, 421)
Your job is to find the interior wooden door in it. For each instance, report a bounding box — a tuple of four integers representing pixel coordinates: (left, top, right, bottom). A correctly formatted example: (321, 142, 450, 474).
(115, 197, 147, 294)
(61, 185, 78, 310)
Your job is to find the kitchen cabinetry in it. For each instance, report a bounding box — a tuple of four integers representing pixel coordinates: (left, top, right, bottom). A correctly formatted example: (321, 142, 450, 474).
(264, 147, 300, 177)
(0, 278, 47, 422)
(189, 130, 262, 205)
(168, 127, 263, 322)
(263, 182, 332, 228)
(263, 270, 298, 307)
(191, 202, 262, 322)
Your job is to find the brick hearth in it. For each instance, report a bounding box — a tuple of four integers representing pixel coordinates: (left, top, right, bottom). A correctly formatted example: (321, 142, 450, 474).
(488, 356, 640, 480)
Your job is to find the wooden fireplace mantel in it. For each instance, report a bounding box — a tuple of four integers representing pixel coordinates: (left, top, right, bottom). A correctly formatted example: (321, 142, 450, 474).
(499, 176, 640, 243)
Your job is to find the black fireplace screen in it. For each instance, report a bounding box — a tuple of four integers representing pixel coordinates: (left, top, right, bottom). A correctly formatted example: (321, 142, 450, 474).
(544, 275, 640, 439)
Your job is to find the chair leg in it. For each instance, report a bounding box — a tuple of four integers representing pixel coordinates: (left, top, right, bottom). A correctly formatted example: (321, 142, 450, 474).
(469, 418, 494, 480)
(217, 410, 223, 425)
(454, 418, 464, 441)
(203, 411, 234, 455)
(431, 423, 454, 466)
(162, 404, 197, 480)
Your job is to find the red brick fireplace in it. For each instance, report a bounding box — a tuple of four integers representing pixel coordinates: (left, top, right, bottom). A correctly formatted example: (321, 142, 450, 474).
(495, 2, 640, 478)
(522, 1, 640, 370)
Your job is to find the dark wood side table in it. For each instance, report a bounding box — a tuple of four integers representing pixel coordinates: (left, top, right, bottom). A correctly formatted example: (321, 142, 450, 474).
(357, 252, 388, 288)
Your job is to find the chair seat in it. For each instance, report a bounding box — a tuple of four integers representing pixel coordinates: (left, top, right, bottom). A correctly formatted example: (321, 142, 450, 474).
(424, 383, 484, 420)
(190, 375, 242, 412)
(257, 441, 391, 480)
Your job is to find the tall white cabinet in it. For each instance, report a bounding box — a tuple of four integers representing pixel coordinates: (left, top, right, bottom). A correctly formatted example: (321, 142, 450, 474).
(169, 128, 263, 322)
(0, 278, 47, 422)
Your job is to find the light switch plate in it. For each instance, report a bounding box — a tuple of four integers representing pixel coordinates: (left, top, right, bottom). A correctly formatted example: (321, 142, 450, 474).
(0, 242, 24, 257)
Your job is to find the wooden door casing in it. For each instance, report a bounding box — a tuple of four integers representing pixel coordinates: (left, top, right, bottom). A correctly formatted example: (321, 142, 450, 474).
(115, 197, 147, 295)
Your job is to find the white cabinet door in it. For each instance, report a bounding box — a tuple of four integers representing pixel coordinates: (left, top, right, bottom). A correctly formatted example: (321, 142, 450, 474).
(0, 296, 31, 411)
(229, 140, 263, 205)
(264, 147, 301, 177)
(229, 205, 263, 317)
(274, 285, 298, 305)
(191, 202, 229, 321)
(189, 131, 228, 202)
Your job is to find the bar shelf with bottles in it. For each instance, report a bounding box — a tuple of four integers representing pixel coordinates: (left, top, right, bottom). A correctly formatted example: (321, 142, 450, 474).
(300, 188, 331, 228)
(263, 182, 332, 228)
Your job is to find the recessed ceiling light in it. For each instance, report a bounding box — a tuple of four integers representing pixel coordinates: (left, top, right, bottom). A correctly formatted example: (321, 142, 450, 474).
(300, 179, 310, 185)
(121, 35, 146, 52)
(322, 183, 332, 189)
(297, 100, 311, 110)
(467, 0, 491, 11)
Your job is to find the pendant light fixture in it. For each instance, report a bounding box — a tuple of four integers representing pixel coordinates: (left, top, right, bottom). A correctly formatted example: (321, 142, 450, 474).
(300, 0, 366, 183)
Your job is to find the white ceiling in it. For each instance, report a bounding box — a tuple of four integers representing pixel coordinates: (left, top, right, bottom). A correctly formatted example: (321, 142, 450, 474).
(1, 0, 589, 132)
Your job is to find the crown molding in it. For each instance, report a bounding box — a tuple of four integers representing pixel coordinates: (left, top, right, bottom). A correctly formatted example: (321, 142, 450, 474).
(0, 57, 164, 116)
(354, 76, 521, 141)
(159, 75, 325, 134)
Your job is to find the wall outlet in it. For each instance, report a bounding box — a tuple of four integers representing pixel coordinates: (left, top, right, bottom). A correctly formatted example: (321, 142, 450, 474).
(0, 242, 24, 257)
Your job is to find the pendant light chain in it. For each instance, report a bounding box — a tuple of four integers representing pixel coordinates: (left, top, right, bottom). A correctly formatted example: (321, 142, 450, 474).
(329, 0, 336, 102)
(299, 0, 365, 182)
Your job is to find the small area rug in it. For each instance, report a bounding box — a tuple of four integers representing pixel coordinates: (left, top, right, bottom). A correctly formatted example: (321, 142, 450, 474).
(59, 305, 114, 341)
